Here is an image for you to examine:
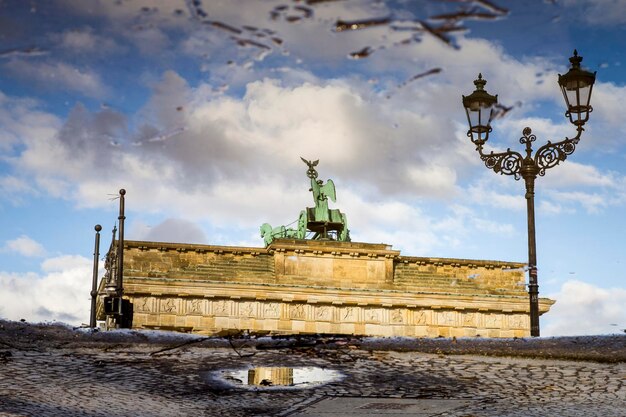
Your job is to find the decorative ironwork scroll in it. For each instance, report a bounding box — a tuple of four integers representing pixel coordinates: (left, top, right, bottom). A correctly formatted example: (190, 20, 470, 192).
(480, 149, 523, 179)
(535, 137, 579, 176)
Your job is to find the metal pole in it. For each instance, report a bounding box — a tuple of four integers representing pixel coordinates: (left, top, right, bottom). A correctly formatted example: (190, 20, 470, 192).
(116, 189, 126, 315)
(523, 173, 540, 337)
(108, 224, 117, 289)
(90, 224, 102, 328)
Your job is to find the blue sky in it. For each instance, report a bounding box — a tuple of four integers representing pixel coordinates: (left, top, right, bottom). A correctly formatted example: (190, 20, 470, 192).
(0, 0, 624, 335)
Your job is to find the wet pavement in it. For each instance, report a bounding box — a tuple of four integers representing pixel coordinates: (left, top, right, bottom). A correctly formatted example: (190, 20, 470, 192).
(0, 320, 624, 416)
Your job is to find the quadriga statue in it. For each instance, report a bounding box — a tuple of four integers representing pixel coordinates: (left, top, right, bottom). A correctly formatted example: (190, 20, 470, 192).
(260, 158, 350, 246)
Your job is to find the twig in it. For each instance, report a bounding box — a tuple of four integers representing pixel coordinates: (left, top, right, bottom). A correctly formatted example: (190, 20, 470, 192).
(150, 338, 209, 356)
(228, 337, 256, 358)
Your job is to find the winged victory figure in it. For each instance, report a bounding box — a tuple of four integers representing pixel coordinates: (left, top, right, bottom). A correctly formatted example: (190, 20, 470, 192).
(301, 157, 337, 222)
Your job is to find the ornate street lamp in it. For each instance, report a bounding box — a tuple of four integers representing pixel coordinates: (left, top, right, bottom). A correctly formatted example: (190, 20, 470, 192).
(462, 50, 596, 337)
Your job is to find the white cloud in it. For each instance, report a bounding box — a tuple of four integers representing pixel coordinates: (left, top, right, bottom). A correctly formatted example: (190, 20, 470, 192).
(128, 27, 171, 56)
(579, 81, 626, 150)
(3, 235, 46, 257)
(4, 60, 108, 98)
(540, 161, 618, 189)
(60, 29, 99, 50)
(0, 255, 94, 324)
(406, 165, 458, 198)
(543, 280, 626, 336)
(538, 200, 567, 215)
(0, 91, 61, 153)
(8, 71, 470, 213)
(470, 217, 514, 235)
(467, 177, 526, 211)
(54, 27, 123, 54)
(468, 173, 622, 215)
(0, 176, 39, 204)
(547, 190, 608, 213)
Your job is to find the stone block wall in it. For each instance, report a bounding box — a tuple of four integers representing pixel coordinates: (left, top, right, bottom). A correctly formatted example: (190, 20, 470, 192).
(99, 239, 554, 338)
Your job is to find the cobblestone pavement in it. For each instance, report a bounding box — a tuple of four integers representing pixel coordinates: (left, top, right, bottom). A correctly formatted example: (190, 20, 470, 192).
(0, 322, 624, 416)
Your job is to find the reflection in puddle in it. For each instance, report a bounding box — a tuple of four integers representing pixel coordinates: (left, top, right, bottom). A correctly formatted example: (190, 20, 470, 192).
(215, 367, 342, 389)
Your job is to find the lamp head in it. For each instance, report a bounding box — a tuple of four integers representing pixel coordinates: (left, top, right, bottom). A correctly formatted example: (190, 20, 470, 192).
(462, 73, 498, 144)
(558, 50, 596, 126)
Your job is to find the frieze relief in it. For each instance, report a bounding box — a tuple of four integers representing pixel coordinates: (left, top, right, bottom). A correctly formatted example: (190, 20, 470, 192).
(342, 307, 356, 322)
(290, 304, 306, 319)
(129, 292, 530, 336)
(212, 299, 230, 316)
(508, 314, 526, 329)
(463, 312, 477, 327)
(135, 297, 154, 313)
(413, 309, 428, 325)
(365, 308, 380, 323)
(484, 314, 503, 329)
(315, 306, 331, 321)
(239, 301, 256, 317)
(437, 311, 457, 326)
(391, 309, 404, 324)
(263, 303, 280, 318)
(187, 299, 204, 315)
(160, 298, 177, 313)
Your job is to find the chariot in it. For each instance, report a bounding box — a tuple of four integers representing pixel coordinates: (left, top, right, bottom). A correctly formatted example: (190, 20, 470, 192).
(260, 158, 350, 246)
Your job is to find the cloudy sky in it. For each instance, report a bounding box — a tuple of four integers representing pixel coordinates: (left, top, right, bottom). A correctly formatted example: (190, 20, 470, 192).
(0, 0, 624, 336)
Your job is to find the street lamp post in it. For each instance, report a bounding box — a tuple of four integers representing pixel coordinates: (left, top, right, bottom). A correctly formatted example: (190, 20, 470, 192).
(90, 224, 102, 328)
(116, 188, 126, 311)
(461, 50, 596, 337)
